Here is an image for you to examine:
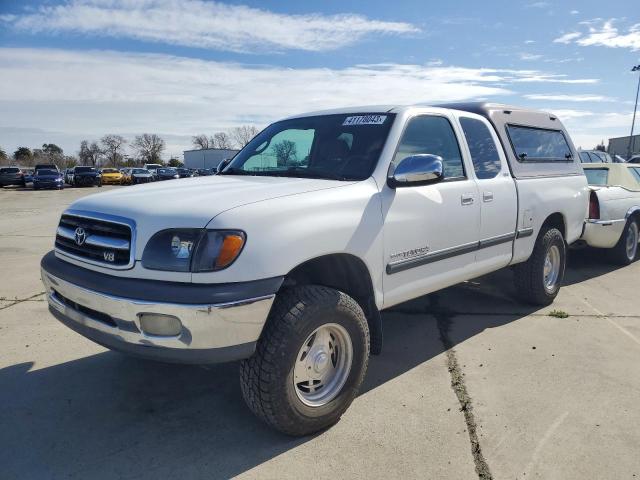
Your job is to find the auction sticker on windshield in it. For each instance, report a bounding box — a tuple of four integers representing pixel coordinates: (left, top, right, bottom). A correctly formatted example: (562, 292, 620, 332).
(342, 115, 387, 126)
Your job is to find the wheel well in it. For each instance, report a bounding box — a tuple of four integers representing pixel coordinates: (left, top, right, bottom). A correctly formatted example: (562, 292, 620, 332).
(542, 212, 566, 239)
(282, 254, 383, 354)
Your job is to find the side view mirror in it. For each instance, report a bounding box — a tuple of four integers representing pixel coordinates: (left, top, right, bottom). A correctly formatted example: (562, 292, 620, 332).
(388, 154, 444, 188)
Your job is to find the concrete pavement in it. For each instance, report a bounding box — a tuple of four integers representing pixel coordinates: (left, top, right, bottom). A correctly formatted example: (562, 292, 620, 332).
(1, 185, 639, 479)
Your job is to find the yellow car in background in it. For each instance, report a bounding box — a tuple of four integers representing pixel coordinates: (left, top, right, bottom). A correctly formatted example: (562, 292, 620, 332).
(99, 168, 124, 185)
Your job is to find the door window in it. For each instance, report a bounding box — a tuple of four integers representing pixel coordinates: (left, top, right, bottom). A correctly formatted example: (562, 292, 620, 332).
(460, 117, 502, 179)
(393, 116, 465, 179)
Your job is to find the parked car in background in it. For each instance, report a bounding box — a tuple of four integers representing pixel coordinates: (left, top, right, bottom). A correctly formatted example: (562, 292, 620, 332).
(155, 167, 180, 180)
(628, 155, 640, 164)
(613, 155, 628, 163)
(143, 163, 163, 181)
(34, 164, 60, 173)
(176, 167, 194, 178)
(33, 169, 64, 190)
(73, 166, 102, 187)
(23, 169, 34, 185)
(579, 150, 612, 163)
(122, 168, 154, 185)
(99, 168, 124, 185)
(581, 163, 640, 264)
(63, 168, 74, 185)
(195, 168, 215, 176)
(41, 103, 588, 436)
(0, 166, 26, 187)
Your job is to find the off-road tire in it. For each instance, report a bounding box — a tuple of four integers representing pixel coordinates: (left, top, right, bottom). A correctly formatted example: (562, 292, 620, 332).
(240, 285, 370, 436)
(514, 227, 566, 305)
(610, 218, 639, 266)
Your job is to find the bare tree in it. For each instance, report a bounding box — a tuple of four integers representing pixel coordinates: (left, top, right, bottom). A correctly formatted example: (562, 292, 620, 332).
(230, 125, 259, 149)
(212, 132, 233, 149)
(79, 140, 102, 166)
(0, 146, 8, 162)
(192, 134, 211, 149)
(273, 140, 297, 166)
(101, 134, 127, 166)
(133, 134, 165, 163)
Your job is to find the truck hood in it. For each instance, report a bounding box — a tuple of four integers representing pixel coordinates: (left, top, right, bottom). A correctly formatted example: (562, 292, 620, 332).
(68, 175, 351, 229)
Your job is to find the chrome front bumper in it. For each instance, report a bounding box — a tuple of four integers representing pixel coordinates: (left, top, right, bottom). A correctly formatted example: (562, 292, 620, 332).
(41, 268, 275, 364)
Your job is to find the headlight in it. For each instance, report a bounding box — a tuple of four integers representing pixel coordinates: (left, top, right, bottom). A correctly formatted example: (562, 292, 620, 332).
(142, 229, 245, 272)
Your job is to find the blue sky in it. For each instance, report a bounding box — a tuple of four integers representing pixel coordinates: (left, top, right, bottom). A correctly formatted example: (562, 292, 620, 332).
(1, 0, 639, 158)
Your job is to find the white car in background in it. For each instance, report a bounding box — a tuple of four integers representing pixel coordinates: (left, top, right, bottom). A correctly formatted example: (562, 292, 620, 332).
(582, 163, 640, 264)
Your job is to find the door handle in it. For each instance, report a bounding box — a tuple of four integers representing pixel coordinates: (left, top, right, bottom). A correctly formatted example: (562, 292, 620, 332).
(461, 194, 475, 206)
(483, 191, 494, 202)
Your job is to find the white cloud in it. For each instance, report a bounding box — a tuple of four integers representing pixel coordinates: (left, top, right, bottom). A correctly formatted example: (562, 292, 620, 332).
(0, 48, 604, 157)
(519, 53, 543, 61)
(553, 32, 582, 44)
(524, 94, 615, 102)
(1, 0, 419, 53)
(527, 2, 550, 8)
(570, 10, 579, 15)
(554, 19, 640, 50)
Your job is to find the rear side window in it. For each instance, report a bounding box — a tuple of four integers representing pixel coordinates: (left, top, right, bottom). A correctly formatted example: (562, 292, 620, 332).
(584, 168, 609, 186)
(394, 115, 465, 179)
(507, 125, 572, 162)
(460, 117, 502, 179)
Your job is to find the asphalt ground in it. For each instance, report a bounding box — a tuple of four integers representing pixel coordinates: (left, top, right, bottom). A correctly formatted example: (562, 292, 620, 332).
(1, 184, 639, 479)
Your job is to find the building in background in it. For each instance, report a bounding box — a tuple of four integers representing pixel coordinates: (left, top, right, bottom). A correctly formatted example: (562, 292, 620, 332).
(183, 148, 239, 170)
(608, 134, 640, 159)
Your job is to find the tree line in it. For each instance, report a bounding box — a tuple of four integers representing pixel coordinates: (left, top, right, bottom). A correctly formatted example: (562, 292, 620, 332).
(191, 125, 259, 150)
(1, 125, 260, 169)
(1, 134, 169, 169)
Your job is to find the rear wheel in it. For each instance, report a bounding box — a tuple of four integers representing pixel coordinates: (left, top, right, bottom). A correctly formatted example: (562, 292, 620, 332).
(240, 285, 369, 436)
(514, 227, 566, 305)
(610, 219, 639, 265)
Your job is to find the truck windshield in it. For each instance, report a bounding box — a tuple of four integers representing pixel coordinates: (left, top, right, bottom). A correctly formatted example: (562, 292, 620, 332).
(221, 113, 395, 181)
(75, 167, 96, 173)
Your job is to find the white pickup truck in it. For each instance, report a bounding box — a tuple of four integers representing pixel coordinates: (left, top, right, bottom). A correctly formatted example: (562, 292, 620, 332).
(41, 103, 588, 435)
(581, 163, 640, 264)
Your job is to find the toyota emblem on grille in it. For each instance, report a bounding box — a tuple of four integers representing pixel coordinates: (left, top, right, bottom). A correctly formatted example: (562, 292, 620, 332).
(74, 227, 87, 246)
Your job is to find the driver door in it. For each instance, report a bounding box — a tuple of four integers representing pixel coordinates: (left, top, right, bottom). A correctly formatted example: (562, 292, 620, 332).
(381, 112, 480, 307)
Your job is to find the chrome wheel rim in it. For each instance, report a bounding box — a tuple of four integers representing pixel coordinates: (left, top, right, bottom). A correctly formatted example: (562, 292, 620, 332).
(626, 222, 639, 260)
(543, 245, 561, 293)
(293, 323, 353, 407)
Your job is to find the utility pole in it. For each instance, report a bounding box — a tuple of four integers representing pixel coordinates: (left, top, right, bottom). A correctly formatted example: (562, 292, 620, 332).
(628, 64, 640, 159)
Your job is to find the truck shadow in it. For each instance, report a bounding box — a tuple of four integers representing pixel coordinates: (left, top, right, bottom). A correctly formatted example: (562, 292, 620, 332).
(564, 247, 627, 287)
(0, 253, 602, 479)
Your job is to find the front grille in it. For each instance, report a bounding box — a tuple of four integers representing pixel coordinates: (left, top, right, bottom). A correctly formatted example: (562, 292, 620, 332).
(55, 214, 132, 267)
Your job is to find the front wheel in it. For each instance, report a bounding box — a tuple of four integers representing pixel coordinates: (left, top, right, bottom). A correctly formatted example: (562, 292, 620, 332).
(513, 227, 566, 305)
(240, 285, 370, 436)
(610, 219, 639, 265)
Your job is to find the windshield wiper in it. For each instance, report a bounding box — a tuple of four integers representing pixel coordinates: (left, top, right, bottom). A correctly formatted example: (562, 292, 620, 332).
(278, 167, 349, 181)
(220, 166, 349, 180)
(219, 167, 254, 176)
